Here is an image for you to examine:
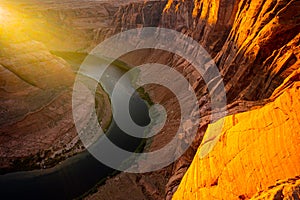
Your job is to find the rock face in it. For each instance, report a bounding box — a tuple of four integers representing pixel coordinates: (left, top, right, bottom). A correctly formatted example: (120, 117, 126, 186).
(1, 0, 299, 199)
(251, 176, 300, 200)
(78, 0, 299, 199)
(112, 0, 166, 32)
(173, 69, 300, 199)
(159, 1, 300, 197)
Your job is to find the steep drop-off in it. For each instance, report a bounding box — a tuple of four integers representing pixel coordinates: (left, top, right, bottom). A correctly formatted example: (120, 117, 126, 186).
(160, 1, 300, 197)
(87, 0, 300, 199)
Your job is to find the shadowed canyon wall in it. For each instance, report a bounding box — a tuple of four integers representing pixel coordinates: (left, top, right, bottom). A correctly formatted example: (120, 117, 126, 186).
(96, 1, 299, 199)
(87, 0, 300, 199)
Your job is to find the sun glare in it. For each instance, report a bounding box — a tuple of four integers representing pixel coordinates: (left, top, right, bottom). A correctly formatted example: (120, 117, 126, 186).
(0, 6, 10, 23)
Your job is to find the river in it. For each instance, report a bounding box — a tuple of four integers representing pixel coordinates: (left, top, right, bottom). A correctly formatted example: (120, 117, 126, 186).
(0, 56, 151, 199)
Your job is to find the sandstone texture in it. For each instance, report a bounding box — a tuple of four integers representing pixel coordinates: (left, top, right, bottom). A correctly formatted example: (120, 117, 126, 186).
(173, 69, 300, 199)
(80, 0, 300, 199)
(0, 0, 299, 199)
(251, 176, 300, 200)
(162, 0, 300, 197)
(0, 5, 112, 173)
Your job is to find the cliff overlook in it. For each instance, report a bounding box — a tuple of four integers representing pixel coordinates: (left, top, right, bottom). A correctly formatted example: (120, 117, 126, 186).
(0, 0, 299, 199)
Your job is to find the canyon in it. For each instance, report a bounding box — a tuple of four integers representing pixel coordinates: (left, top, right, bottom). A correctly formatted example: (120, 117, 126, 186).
(0, 0, 299, 199)
(0, 1, 113, 173)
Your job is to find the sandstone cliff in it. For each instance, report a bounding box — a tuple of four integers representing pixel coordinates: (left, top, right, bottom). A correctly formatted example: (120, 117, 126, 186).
(161, 1, 300, 197)
(0, 0, 299, 199)
(87, 0, 299, 199)
(173, 68, 300, 199)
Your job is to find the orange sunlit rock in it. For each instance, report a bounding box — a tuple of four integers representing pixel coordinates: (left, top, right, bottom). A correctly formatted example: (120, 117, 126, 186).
(251, 176, 300, 199)
(164, 0, 220, 22)
(163, 0, 174, 12)
(173, 69, 300, 199)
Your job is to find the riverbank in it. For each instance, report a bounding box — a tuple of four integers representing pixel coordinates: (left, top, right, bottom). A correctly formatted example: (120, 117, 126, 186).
(0, 78, 112, 175)
(0, 53, 152, 199)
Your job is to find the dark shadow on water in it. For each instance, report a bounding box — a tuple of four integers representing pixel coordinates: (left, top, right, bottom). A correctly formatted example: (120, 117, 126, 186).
(0, 91, 150, 200)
